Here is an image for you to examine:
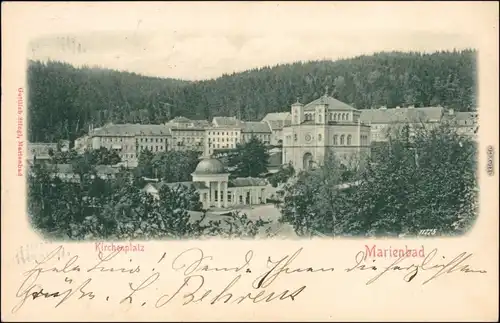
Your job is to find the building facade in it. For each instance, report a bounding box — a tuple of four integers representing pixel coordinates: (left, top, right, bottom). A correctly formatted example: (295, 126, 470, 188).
(144, 156, 269, 209)
(262, 112, 292, 146)
(88, 123, 172, 168)
(282, 95, 372, 171)
(166, 117, 209, 151)
(359, 106, 445, 142)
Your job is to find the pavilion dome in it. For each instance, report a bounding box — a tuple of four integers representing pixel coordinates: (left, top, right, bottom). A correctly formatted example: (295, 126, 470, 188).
(193, 157, 226, 175)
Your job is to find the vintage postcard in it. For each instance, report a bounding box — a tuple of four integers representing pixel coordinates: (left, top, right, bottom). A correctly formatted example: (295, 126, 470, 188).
(1, 1, 499, 321)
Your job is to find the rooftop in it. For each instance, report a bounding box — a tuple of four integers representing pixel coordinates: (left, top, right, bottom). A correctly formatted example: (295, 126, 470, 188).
(262, 112, 292, 122)
(241, 121, 271, 133)
(304, 95, 358, 112)
(193, 157, 226, 175)
(212, 117, 243, 127)
(359, 107, 445, 124)
(92, 123, 172, 136)
(265, 119, 292, 131)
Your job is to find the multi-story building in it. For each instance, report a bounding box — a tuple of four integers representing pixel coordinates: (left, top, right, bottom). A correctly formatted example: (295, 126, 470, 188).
(444, 110, 478, 139)
(359, 106, 478, 142)
(241, 121, 272, 145)
(205, 125, 241, 155)
(262, 112, 292, 146)
(359, 106, 444, 142)
(89, 123, 172, 167)
(282, 94, 372, 171)
(166, 117, 210, 152)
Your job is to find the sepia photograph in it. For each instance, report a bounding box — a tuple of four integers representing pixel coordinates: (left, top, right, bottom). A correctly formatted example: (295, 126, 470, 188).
(25, 12, 479, 242)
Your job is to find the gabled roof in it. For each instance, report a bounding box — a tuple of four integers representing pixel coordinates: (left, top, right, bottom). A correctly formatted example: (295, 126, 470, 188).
(191, 120, 210, 128)
(212, 117, 243, 127)
(168, 116, 192, 123)
(241, 121, 271, 133)
(262, 112, 292, 122)
(265, 119, 292, 131)
(304, 95, 357, 112)
(359, 107, 444, 124)
(92, 123, 172, 136)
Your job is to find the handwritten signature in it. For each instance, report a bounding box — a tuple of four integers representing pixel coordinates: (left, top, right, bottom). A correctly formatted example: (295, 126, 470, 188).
(346, 248, 487, 285)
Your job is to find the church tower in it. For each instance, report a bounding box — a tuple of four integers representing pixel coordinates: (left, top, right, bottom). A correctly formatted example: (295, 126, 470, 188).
(291, 100, 304, 125)
(315, 87, 329, 124)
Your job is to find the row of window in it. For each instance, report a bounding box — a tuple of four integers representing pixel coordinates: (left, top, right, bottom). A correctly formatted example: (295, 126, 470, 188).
(208, 131, 239, 136)
(173, 131, 204, 137)
(285, 134, 367, 146)
(102, 137, 130, 143)
(173, 137, 200, 143)
(139, 145, 165, 152)
(332, 135, 352, 146)
(139, 138, 165, 143)
(209, 137, 239, 143)
(302, 113, 352, 122)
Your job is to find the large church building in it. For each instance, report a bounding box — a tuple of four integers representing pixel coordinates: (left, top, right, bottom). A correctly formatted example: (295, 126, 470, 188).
(282, 94, 372, 171)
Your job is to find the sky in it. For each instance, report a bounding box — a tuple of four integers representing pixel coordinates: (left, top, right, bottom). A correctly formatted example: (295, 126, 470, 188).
(22, 2, 485, 81)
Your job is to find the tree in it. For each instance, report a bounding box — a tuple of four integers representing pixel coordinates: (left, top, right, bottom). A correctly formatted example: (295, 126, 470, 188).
(268, 163, 295, 187)
(135, 148, 155, 178)
(228, 136, 270, 178)
(28, 50, 476, 143)
(275, 153, 359, 237)
(345, 122, 478, 236)
(27, 160, 271, 240)
(151, 150, 201, 182)
(88, 147, 122, 165)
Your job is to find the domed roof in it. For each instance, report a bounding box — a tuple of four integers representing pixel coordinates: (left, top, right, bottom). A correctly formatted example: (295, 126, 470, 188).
(193, 157, 226, 175)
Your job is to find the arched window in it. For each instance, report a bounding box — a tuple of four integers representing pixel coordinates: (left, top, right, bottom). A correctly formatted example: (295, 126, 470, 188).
(294, 134, 298, 141)
(333, 135, 338, 145)
(318, 134, 322, 142)
(347, 135, 352, 145)
(333, 114, 337, 121)
(340, 135, 345, 145)
(318, 114, 322, 123)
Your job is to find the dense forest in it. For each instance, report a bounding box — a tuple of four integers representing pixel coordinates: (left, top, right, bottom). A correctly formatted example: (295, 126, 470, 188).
(28, 49, 476, 144)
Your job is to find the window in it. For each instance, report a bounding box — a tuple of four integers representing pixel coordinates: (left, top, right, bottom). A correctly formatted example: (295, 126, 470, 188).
(294, 134, 298, 141)
(318, 134, 322, 142)
(347, 135, 352, 145)
(333, 135, 338, 145)
(319, 114, 322, 123)
(340, 135, 345, 145)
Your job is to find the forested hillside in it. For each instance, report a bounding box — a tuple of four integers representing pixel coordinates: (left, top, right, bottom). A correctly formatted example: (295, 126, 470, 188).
(28, 49, 476, 143)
